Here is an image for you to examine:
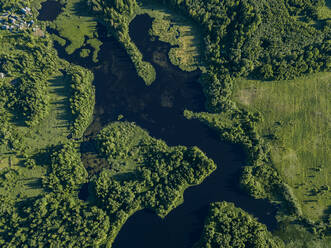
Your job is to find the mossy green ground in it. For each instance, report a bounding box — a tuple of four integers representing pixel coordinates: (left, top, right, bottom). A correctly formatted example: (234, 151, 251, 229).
(136, 1, 204, 72)
(11, 71, 71, 153)
(232, 72, 331, 221)
(49, 0, 101, 62)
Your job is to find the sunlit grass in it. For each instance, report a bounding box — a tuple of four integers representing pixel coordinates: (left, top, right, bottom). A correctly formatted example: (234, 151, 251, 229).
(50, 0, 100, 59)
(137, 1, 203, 71)
(233, 72, 331, 221)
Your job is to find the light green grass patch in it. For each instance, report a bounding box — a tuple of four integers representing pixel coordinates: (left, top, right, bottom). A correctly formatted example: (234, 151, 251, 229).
(137, 1, 204, 71)
(232, 72, 331, 221)
(87, 38, 103, 62)
(51, 0, 99, 55)
(316, 5, 331, 20)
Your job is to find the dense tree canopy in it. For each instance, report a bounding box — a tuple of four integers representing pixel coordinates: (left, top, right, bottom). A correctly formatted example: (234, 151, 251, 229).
(66, 65, 95, 137)
(195, 201, 284, 248)
(95, 121, 216, 217)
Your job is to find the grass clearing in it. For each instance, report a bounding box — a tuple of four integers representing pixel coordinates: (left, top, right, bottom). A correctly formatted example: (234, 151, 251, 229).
(50, 0, 100, 60)
(137, 0, 204, 71)
(11, 70, 71, 153)
(233, 72, 331, 221)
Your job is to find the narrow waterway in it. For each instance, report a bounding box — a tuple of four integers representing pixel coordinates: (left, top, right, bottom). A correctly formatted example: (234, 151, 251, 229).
(38, 4, 278, 247)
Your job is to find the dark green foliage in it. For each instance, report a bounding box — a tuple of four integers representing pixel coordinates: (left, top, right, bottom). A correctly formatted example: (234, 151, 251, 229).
(24, 193, 109, 248)
(0, 99, 21, 149)
(10, 75, 49, 126)
(0, 193, 110, 247)
(66, 65, 95, 137)
(195, 201, 284, 248)
(95, 121, 216, 216)
(43, 142, 88, 192)
(87, 0, 156, 85)
(0, 33, 58, 126)
(92, 121, 216, 245)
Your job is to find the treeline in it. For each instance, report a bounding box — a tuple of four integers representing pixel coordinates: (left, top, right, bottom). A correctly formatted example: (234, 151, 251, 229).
(93, 121, 216, 245)
(0, 33, 58, 126)
(195, 201, 284, 248)
(184, 110, 302, 216)
(87, 0, 156, 85)
(66, 65, 95, 138)
(43, 142, 88, 192)
(0, 32, 60, 151)
(0, 87, 21, 149)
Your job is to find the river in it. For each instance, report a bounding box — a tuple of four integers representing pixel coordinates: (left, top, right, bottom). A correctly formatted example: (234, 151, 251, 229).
(38, 3, 278, 247)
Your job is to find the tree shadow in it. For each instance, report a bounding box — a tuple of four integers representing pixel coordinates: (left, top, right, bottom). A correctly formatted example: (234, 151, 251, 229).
(48, 73, 74, 126)
(24, 178, 42, 190)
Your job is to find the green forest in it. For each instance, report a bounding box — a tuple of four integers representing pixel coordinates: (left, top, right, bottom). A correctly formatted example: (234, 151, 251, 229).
(195, 202, 284, 248)
(0, 0, 330, 247)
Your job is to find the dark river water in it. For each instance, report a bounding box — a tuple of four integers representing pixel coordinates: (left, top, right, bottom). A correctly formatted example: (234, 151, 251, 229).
(38, 3, 278, 247)
(37, 0, 62, 21)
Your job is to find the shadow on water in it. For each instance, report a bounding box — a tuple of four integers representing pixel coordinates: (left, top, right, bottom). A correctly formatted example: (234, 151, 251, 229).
(37, 0, 63, 21)
(48, 12, 278, 248)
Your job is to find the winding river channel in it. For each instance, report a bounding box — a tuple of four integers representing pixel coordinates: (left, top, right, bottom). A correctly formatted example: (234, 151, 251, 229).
(39, 3, 278, 248)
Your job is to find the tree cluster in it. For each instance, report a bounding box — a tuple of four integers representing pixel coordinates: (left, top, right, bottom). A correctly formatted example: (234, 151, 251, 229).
(92, 121, 216, 245)
(0, 192, 110, 247)
(195, 201, 284, 248)
(87, 0, 156, 85)
(66, 65, 95, 138)
(0, 142, 109, 247)
(95, 121, 216, 217)
(43, 142, 88, 192)
(0, 33, 58, 126)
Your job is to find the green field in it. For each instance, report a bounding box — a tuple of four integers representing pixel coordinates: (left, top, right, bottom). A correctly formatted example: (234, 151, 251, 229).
(48, 0, 101, 61)
(137, 0, 204, 72)
(233, 72, 330, 221)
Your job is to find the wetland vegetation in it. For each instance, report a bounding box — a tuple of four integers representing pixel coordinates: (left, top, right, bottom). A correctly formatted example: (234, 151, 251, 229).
(0, 0, 330, 247)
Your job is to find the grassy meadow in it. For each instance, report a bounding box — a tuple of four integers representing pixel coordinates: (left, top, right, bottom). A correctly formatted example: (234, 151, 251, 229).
(232, 72, 330, 221)
(137, 1, 204, 72)
(49, 0, 101, 61)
